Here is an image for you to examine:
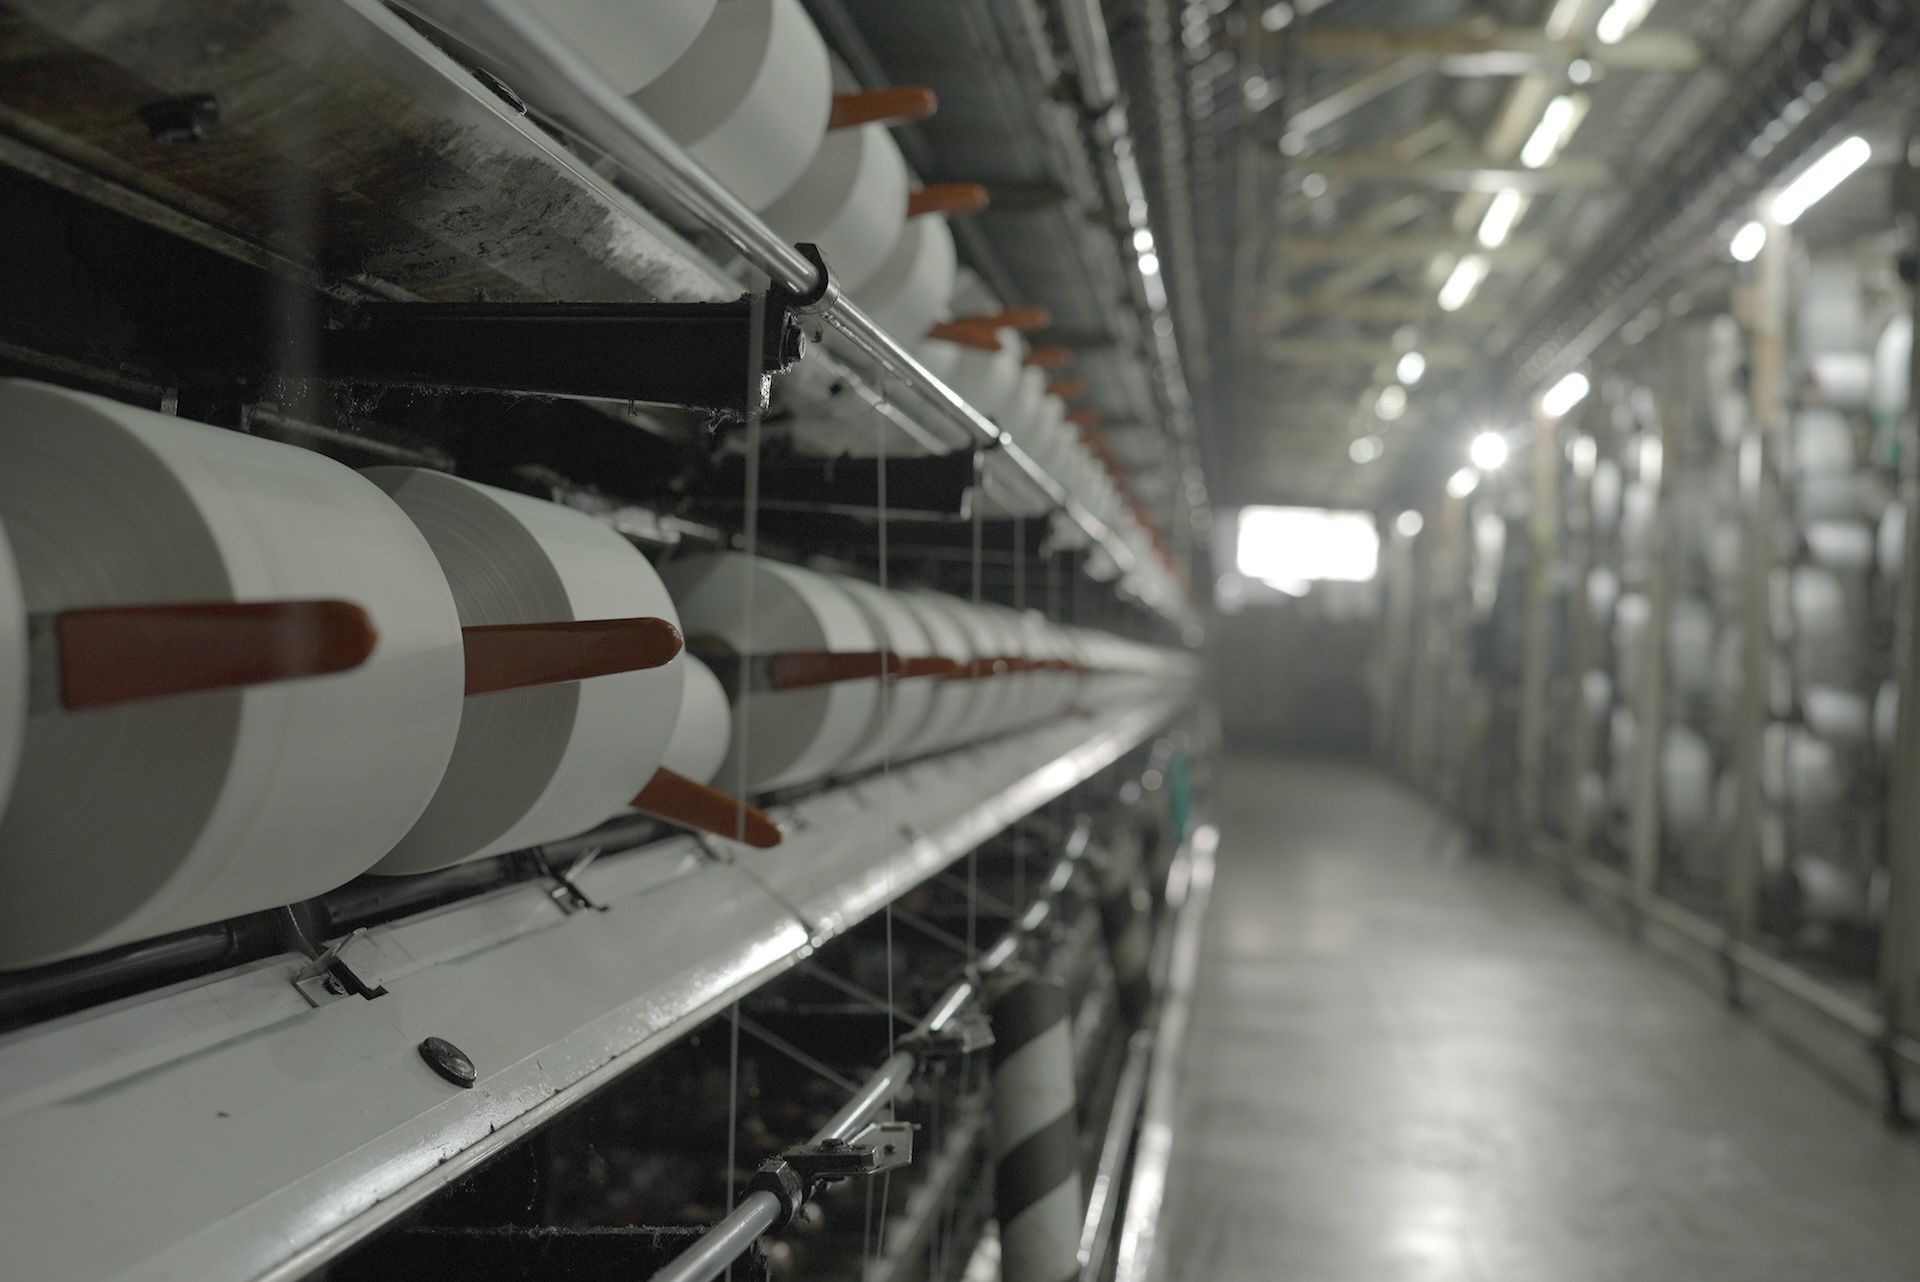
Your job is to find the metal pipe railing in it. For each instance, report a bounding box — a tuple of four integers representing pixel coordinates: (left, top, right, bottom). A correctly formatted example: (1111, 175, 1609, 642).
(398, 0, 1180, 614)
(648, 817, 1094, 1282)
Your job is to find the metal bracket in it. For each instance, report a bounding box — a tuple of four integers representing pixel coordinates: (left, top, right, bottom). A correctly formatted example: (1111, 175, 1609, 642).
(533, 849, 605, 915)
(292, 929, 389, 1007)
(318, 294, 807, 418)
(744, 1121, 914, 1231)
(901, 1009, 994, 1063)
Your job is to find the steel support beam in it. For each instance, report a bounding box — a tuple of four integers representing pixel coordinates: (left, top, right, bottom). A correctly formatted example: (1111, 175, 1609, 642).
(1281, 55, 1428, 142)
(1301, 152, 1612, 191)
(1264, 338, 1474, 366)
(1275, 293, 1500, 323)
(1291, 25, 1704, 73)
(1281, 233, 1549, 265)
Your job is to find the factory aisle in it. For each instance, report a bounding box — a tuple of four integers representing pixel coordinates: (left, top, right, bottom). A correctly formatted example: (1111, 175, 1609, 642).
(1158, 757, 1920, 1282)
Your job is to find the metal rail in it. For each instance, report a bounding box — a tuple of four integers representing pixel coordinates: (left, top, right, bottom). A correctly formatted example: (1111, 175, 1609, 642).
(401, 0, 1190, 620)
(648, 822, 1096, 1282)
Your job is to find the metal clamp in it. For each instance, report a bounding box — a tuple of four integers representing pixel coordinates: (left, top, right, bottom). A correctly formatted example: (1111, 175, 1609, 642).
(292, 929, 389, 1007)
(743, 1121, 914, 1230)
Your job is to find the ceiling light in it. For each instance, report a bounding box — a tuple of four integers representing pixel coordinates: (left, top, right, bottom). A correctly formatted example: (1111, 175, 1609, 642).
(1568, 58, 1595, 85)
(1477, 188, 1529, 249)
(1447, 466, 1480, 499)
(1438, 255, 1489, 312)
(1595, 0, 1657, 44)
(1520, 94, 1588, 169)
(1375, 384, 1409, 421)
(1729, 219, 1767, 263)
(1137, 251, 1162, 276)
(1132, 228, 1155, 253)
(1540, 370, 1592, 418)
(1469, 431, 1510, 470)
(1772, 136, 1872, 225)
(1350, 435, 1384, 464)
(1396, 351, 1427, 385)
(1395, 510, 1425, 538)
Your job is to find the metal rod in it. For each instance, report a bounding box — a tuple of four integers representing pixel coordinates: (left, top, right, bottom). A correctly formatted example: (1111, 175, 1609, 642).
(648, 829, 1092, 1282)
(1078, 1030, 1153, 1281)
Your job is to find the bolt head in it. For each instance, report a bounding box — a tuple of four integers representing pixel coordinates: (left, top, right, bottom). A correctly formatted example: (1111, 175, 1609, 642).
(418, 1036, 476, 1089)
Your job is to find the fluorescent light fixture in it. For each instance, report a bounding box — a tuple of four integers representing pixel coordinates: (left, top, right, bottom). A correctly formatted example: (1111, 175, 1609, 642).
(1375, 383, 1409, 421)
(1772, 136, 1872, 225)
(1395, 509, 1425, 538)
(1478, 188, 1529, 249)
(1137, 250, 1162, 276)
(1520, 94, 1587, 169)
(1470, 431, 1510, 471)
(1447, 467, 1480, 499)
(1396, 351, 1427, 385)
(1595, 0, 1657, 44)
(1132, 228, 1156, 253)
(1540, 370, 1592, 418)
(1349, 435, 1384, 464)
(1729, 219, 1767, 262)
(1438, 254, 1489, 312)
(1235, 506, 1380, 584)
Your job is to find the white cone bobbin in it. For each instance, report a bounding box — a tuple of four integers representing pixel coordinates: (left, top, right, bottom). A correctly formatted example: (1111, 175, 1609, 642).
(895, 589, 975, 756)
(365, 469, 684, 874)
(856, 214, 957, 345)
(660, 552, 879, 793)
(661, 652, 730, 786)
(0, 382, 465, 968)
(989, 975, 1084, 1282)
(762, 124, 910, 294)
(833, 576, 938, 773)
(631, 0, 833, 210)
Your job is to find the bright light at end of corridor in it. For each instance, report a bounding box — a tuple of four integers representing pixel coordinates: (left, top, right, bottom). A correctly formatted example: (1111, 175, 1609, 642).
(1235, 506, 1380, 585)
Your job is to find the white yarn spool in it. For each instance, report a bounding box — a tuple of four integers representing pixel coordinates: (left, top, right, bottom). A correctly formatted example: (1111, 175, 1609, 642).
(1001, 366, 1047, 441)
(1809, 352, 1874, 409)
(1667, 596, 1714, 700)
(1586, 566, 1620, 630)
(856, 214, 957, 345)
(1710, 388, 1749, 450)
(896, 590, 976, 755)
(1578, 772, 1606, 831)
(1872, 313, 1911, 422)
(1879, 501, 1905, 582)
(1787, 566, 1856, 688)
(1613, 592, 1649, 694)
(1763, 721, 1845, 815)
(1793, 407, 1856, 477)
(941, 331, 1024, 421)
(365, 470, 683, 873)
(1795, 856, 1872, 925)
(762, 124, 909, 294)
(662, 653, 730, 785)
(0, 382, 465, 967)
(1804, 685, 1871, 750)
(661, 552, 879, 793)
(1660, 725, 1712, 847)
(835, 577, 938, 773)
(630, 0, 832, 209)
(1607, 706, 1637, 811)
(1619, 483, 1656, 568)
(0, 522, 23, 825)
(1590, 459, 1623, 532)
(1803, 520, 1875, 575)
(1581, 668, 1612, 728)
(524, 0, 715, 94)
(1875, 680, 1898, 754)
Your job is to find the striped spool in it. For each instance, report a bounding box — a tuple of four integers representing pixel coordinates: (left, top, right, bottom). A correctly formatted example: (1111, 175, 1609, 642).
(989, 976, 1084, 1282)
(1092, 834, 1154, 1028)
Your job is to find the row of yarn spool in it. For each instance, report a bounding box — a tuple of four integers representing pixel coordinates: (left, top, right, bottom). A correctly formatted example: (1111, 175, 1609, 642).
(424, 0, 1190, 619)
(0, 379, 1194, 970)
(1579, 270, 1910, 932)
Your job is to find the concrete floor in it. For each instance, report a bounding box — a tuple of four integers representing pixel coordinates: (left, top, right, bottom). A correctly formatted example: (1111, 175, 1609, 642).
(1158, 756, 1920, 1282)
